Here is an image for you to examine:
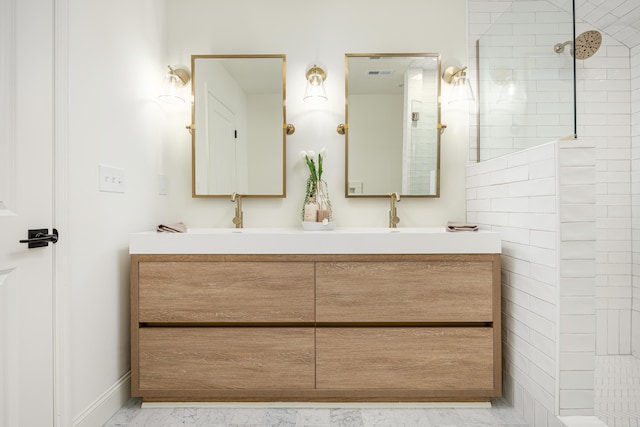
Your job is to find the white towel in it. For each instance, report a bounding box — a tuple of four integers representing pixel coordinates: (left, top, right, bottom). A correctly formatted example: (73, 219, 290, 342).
(156, 222, 187, 233)
(446, 221, 478, 232)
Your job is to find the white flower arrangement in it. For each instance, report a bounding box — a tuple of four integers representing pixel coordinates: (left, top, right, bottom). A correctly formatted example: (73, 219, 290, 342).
(300, 147, 332, 221)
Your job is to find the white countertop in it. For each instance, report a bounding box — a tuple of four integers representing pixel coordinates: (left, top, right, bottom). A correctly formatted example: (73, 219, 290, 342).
(129, 227, 501, 255)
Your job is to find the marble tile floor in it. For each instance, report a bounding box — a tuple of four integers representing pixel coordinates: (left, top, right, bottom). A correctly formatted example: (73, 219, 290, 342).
(596, 355, 640, 427)
(103, 397, 531, 427)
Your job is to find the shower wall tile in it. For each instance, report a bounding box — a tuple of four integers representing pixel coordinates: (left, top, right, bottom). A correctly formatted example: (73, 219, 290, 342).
(632, 44, 640, 359)
(466, 138, 597, 419)
(513, 1, 561, 13)
(560, 333, 596, 352)
(573, 25, 634, 358)
(467, 144, 558, 420)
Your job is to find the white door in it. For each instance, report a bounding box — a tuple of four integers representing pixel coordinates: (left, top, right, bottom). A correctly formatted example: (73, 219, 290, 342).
(0, 0, 56, 425)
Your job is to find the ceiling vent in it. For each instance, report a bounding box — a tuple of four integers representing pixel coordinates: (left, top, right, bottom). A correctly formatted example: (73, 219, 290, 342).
(367, 70, 393, 76)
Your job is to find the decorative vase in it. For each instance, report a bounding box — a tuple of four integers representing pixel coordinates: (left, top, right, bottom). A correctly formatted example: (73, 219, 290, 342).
(301, 178, 333, 223)
(315, 179, 332, 222)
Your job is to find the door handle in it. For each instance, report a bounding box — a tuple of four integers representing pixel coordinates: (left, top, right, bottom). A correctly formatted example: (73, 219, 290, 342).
(19, 228, 59, 249)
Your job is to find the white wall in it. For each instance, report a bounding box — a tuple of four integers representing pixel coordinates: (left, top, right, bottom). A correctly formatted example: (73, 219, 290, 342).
(632, 44, 640, 357)
(349, 94, 403, 194)
(67, 0, 168, 424)
(162, 0, 469, 229)
(247, 93, 283, 194)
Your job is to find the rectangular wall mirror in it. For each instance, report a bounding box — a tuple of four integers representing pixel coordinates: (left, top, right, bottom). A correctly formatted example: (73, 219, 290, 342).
(191, 54, 286, 198)
(345, 53, 441, 197)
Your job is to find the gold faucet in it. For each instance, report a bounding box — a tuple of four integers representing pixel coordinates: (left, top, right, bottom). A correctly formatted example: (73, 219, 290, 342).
(231, 192, 243, 228)
(388, 192, 400, 228)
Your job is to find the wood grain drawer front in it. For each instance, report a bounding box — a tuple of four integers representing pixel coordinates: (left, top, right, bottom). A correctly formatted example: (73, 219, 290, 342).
(316, 261, 494, 323)
(316, 327, 494, 391)
(137, 261, 314, 323)
(138, 327, 315, 390)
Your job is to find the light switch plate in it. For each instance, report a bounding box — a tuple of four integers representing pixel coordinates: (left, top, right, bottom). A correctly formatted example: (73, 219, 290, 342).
(99, 164, 126, 193)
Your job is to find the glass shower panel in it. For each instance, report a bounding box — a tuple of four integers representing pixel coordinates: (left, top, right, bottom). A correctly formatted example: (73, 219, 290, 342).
(477, 0, 575, 162)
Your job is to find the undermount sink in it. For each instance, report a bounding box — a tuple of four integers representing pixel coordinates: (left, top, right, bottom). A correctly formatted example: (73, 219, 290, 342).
(130, 227, 501, 255)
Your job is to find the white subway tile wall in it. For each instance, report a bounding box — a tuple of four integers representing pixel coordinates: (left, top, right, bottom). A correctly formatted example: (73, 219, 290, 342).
(574, 26, 633, 358)
(469, 143, 554, 426)
(632, 43, 640, 358)
(468, 0, 639, 421)
(468, 141, 598, 422)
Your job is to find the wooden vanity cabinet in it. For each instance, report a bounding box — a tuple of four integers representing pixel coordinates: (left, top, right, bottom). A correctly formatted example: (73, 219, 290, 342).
(131, 253, 501, 402)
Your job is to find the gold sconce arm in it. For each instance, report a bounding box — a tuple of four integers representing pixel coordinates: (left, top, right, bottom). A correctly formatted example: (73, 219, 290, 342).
(442, 66, 467, 84)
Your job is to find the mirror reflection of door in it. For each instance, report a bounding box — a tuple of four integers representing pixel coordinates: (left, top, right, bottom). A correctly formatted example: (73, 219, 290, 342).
(192, 55, 285, 197)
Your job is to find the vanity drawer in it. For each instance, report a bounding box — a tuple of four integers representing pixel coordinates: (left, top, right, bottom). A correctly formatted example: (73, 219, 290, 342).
(137, 327, 315, 390)
(316, 327, 494, 391)
(316, 259, 495, 322)
(137, 261, 315, 323)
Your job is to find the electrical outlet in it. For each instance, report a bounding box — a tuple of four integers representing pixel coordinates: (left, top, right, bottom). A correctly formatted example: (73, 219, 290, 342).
(99, 164, 126, 193)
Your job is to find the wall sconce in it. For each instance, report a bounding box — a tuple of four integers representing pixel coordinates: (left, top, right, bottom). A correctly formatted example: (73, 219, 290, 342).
(158, 65, 191, 104)
(303, 64, 327, 102)
(442, 66, 475, 104)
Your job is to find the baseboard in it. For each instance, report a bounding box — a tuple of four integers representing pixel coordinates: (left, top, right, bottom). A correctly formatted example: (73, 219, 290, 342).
(72, 371, 131, 427)
(558, 416, 608, 427)
(142, 401, 492, 409)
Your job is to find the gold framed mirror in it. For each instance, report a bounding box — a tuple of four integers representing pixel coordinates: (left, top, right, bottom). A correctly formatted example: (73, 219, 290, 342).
(345, 53, 442, 197)
(191, 54, 287, 198)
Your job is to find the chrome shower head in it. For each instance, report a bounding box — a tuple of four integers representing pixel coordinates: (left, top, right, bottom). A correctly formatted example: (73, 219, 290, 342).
(553, 30, 602, 60)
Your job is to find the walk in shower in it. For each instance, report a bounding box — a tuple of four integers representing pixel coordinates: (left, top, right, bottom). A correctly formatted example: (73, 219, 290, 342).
(472, 0, 639, 426)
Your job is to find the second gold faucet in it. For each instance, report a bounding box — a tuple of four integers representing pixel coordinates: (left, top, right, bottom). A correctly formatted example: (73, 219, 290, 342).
(231, 192, 243, 228)
(388, 192, 400, 228)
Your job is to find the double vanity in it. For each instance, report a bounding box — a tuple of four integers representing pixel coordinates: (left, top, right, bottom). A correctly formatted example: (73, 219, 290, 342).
(130, 227, 502, 403)
(131, 52, 500, 403)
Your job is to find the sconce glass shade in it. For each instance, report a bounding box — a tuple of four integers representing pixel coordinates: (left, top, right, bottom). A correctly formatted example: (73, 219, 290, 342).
(159, 65, 191, 104)
(303, 65, 328, 102)
(442, 65, 475, 104)
(449, 74, 475, 104)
